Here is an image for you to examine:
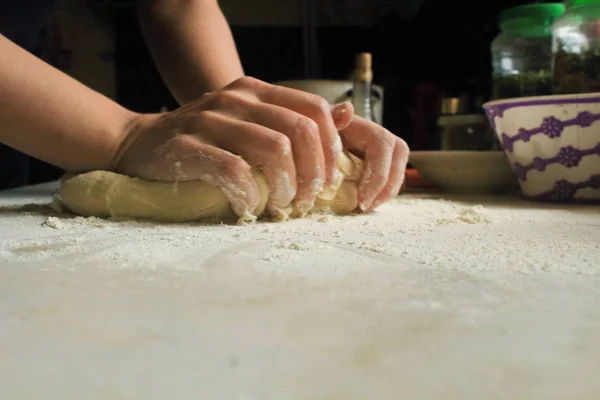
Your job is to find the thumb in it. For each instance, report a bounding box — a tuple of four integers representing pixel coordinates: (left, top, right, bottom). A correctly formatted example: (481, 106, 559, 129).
(330, 101, 354, 131)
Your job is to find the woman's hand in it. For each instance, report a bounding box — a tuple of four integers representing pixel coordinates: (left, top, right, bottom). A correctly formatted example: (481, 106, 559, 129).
(113, 76, 353, 218)
(113, 76, 409, 219)
(0, 34, 410, 210)
(339, 116, 409, 212)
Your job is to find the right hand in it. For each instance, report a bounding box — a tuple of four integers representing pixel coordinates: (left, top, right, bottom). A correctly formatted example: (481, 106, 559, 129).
(112, 76, 354, 218)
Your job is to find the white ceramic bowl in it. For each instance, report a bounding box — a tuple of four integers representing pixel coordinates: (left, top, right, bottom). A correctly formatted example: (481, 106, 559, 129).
(409, 151, 517, 194)
(484, 93, 600, 203)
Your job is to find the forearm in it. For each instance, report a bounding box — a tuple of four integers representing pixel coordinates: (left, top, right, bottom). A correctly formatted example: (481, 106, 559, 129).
(0, 35, 136, 173)
(137, 0, 244, 104)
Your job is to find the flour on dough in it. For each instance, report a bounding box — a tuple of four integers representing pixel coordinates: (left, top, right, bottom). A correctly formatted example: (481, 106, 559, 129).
(59, 152, 363, 224)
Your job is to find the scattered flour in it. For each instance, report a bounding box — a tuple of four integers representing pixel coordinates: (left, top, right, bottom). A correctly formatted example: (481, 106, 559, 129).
(70, 216, 110, 228)
(42, 217, 64, 229)
(434, 205, 501, 225)
(42, 215, 110, 229)
(1, 194, 599, 275)
(279, 242, 310, 251)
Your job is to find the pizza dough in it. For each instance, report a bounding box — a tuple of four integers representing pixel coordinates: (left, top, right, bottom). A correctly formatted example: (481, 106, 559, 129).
(59, 152, 364, 224)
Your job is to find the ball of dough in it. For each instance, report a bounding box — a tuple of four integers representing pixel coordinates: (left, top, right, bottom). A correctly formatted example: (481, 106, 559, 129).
(59, 152, 363, 224)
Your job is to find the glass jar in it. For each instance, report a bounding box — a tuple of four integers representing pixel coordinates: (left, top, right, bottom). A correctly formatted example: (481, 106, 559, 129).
(491, 3, 565, 99)
(552, 0, 600, 94)
(435, 115, 499, 151)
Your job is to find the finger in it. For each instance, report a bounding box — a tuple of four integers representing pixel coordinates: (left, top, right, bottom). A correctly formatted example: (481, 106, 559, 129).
(154, 134, 262, 218)
(190, 89, 325, 214)
(366, 137, 409, 212)
(223, 79, 353, 130)
(262, 87, 340, 185)
(229, 77, 341, 185)
(339, 116, 396, 211)
(331, 101, 354, 131)
(242, 103, 326, 214)
(190, 110, 299, 216)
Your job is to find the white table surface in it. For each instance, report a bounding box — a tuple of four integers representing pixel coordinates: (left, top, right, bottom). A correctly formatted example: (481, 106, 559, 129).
(1, 181, 600, 399)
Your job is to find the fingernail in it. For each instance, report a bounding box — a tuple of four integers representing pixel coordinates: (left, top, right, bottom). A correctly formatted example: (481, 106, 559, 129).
(369, 199, 384, 211)
(311, 178, 324, 196)
(237, 211, 258, 225)
(358, 177, 375, 212)
(319, 169, 344, 200)
(330, 102, 348, 120)
(358, 202, 368, 213)
(294, 199, 314, 217)
(267, 204, 292, 221)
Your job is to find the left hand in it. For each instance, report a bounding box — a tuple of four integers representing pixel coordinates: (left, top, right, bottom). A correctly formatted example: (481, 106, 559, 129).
(339, 116, 410, 212)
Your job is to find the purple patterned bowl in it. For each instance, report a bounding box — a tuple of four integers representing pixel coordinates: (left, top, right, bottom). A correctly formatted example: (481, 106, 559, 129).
(484, 93, 600, 203)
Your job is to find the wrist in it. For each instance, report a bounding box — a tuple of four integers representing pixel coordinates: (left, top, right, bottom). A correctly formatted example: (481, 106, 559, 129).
(109, 111, 163, 175)
(69, 107, 142, 174)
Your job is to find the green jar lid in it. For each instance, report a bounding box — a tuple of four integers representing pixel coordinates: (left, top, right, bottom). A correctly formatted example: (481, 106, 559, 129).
(571, 0, 600, 6)
(499, 3, 566, 36)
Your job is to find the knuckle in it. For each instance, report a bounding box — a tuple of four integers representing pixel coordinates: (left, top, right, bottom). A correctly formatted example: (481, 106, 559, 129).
(307, 95, 330, 116)
(226, 76, 249, 89)
(297, 116, 319, 140)
(194, 110, 218, 125)
(168, 134, 197, 152)
(373, 134, 395, 153)
(365, 164, 388, 189)
(265, 133, 292, 157)
(207, 90, 243, 109)
(238, 76, 257, 85)
(395, 137, 410, 156)
(261, 82, 281, 101)
(185, 110, 218, 132)
(222, 154, 250, 178)
(238, 76, 267, 89)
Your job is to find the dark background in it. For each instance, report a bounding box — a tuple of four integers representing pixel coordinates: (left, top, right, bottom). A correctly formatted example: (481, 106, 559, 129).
(110, 0, 542, 147)
(4, 0, 552, 185)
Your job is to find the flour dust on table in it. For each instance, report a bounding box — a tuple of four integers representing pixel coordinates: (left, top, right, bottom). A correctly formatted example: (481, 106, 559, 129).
(2, 188, 600, 274)
(3, 182, 600, 399)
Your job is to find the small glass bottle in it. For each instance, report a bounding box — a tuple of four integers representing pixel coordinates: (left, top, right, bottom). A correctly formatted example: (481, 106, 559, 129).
(491, 3, 565, 99)
(351, 52, 375, 122)
(552, 0, 600, 94)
